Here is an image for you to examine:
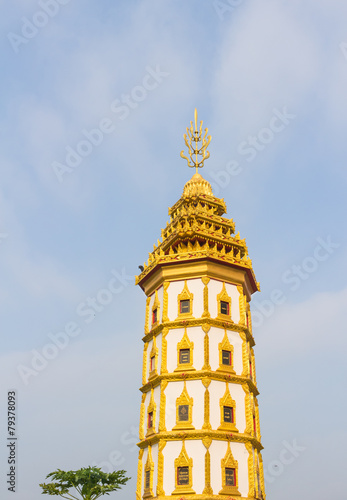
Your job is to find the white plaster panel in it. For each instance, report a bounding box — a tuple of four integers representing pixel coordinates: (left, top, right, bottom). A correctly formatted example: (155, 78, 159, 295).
(143, 389, 159, 432)
(157, 285, 163, 322)
(151, 442, 159, 495)
(209, 380, 246, 433)
(153, 385, 161, 433)
(166, 327, 184, 373)
(143, 391, 149, 418)
(141, 445, 158, 496)
(147, 285, 163, 332)
(229, 330, 243, 375)
(139, 392, 148, 439)
(141, 447, 148, 497)
(186, 439, 205, 494)
(210, 440, 249, 497)
(208, 279, 240, 323)
(208, 278, 220, 318)
(209, 440, 223, 494)
(146, 293, 155, 332)
(162, 440, 182, 495)
(185, 326, 204, 371)
(166, 327, 204, 372)
(208, 326, 223, 371)
(147, 338, 153, 381)
(209, 327, 244, 375)
(164, 380, 205, 430)
(187, 380, 205, 430)
(166, 279, 204, 321)
(167, 280, 184, 321)
(164, 381, 184, 431)
(147, 292, 155, 332)
(162, 440, 206, 495)
(156, 333, 162, 374)
(230, 441, 249, 497)
(226, 282, 241, 324)
(147, 334, 163, 378)
(185, 278, 204, 318)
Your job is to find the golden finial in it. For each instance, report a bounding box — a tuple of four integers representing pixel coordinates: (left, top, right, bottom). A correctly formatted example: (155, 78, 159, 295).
(180, 108, 212, 173)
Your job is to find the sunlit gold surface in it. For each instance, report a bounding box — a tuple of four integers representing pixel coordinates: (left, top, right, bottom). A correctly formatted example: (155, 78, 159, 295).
(180, 108, 211, 173)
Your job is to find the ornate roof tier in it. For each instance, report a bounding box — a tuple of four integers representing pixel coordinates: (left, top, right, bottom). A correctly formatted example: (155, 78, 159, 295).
(136, 172, 259, 294)
(136, 110, 260, 295)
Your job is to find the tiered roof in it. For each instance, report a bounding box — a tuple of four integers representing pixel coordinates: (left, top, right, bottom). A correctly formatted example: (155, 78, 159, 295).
(136, 109, 259, 294)
(136, 173, 259, 293)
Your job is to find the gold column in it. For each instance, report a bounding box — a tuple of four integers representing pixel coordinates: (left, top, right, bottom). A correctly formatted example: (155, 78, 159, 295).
(246, 442, 255, 499)
(202, 437, 213, 495)
(255, 398, 261, 441)
(139, 393, 146, 440)
(158, 380, 168, 432)
(144, 296, 151, 334)
(162, 282, 170, 322)
(237, 285, 246, 326)
(142, 342, 148, 386)
(243, 383, 252, 435)
(156, 440, 166, 496)
(136, 449, 144, 500)
(259, 452, 266, 499)
(241, 337, 248, 378)
(202, 378, 211, 430)
(201, 277, 210, 318)
(248, 307, 253, 334)
(160, 328, 168, 374)
(251, 347, 257, 386)
(202, 324, 211, 370)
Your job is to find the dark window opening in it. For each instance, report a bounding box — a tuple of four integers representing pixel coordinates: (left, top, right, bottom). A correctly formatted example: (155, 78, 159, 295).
(220, 301, 230, 315)
(180, 300, 190, 314)
(179, 349, 190, 364)
(145, 470, 150, 490)
(225, 467, 236, 486)
(223, 406, 234, 423)
(152, 309, 157, 324)
(222, 350, 231, 365)
(148, 412, 153, 429)
(177, 466, 189, 485)
(178, 405, 189, 421)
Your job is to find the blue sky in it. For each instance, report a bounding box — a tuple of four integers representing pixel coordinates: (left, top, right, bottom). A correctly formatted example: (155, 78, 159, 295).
(0, 1, 346, 498)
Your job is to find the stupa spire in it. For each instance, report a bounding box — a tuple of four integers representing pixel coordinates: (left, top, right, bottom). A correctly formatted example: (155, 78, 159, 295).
(135, 114, 265, 500)
(180, 108, 211, 174)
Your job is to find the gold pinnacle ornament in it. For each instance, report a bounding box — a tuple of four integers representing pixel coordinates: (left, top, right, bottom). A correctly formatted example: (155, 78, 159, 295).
(180, 108, 212, 173)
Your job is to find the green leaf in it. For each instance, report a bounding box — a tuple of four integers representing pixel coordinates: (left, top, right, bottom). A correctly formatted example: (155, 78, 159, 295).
(39, 466, 130, 500)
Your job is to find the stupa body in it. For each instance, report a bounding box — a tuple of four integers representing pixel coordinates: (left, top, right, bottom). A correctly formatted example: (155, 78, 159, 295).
(135, 111, 265, 500)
